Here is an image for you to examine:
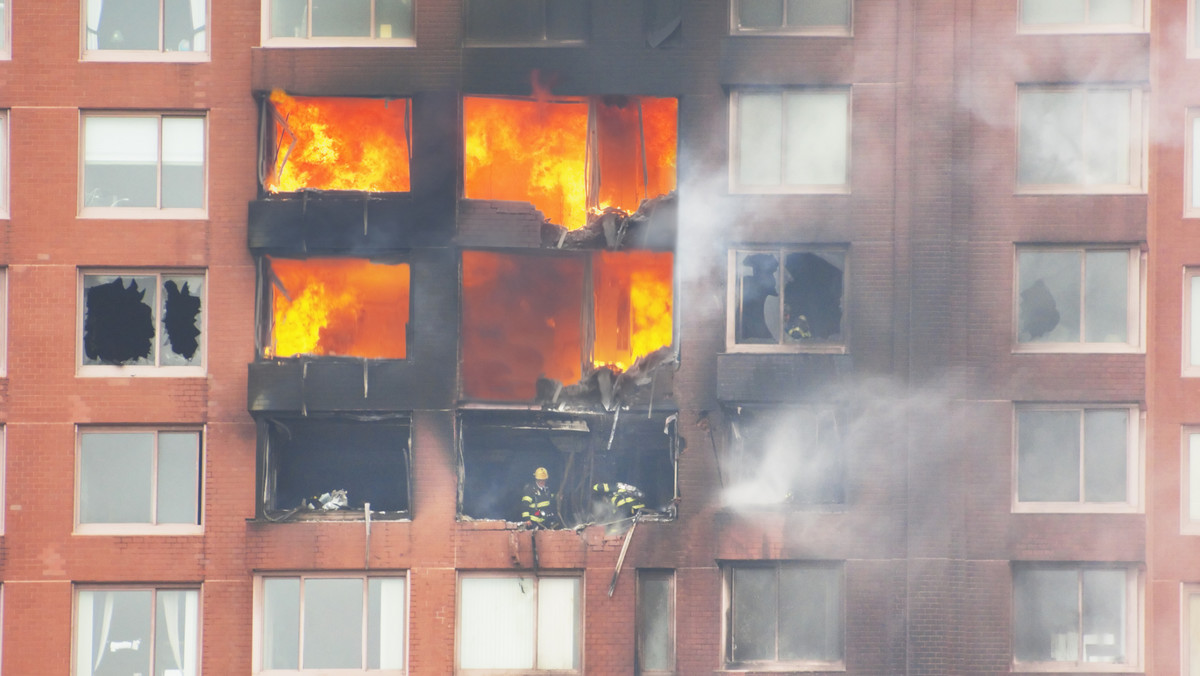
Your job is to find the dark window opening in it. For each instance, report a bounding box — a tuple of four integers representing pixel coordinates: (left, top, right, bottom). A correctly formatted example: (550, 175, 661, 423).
(458, 410, 677, 525)
(726, 406, 844, 506)
(465, 0, 587, 43)
(733, 248, 844, 348)
(83, 272, 204, 368)
(261, 416, 411, 518)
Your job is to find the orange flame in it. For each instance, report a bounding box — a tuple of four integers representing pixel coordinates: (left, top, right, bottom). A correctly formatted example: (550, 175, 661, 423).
(463, 96, 677, 230)
(592, 251, 674, 371)
(268, 91, 411, 193)
(269, 257, 409, 359)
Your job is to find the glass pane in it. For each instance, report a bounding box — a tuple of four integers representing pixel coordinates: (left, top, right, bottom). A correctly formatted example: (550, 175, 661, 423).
(1084, 90, 1131, 185)
(164, 0, 204, 51)
(83, 274, 158, 366)
(89, 0, 161, 50)
(779, 565, 842, 661)
(154, 589, 198, 676)
(156, 432, 199, 524)
(1083, 250, 1128, 343)
(1013, 568, 1080, 662)
(1018, 250, 1081, 342)
(466, 0, 541, 41)
(161, 118, 204, 209)
(1190, 594, 1200, 673)
(459, 577, 535, 669)
(784, 91, 849, 186)
(1017, 410, 1081, 502)
(782, 251, 844, 343)
(84, 117, 159, 208)
(312, 0, 371, 36)
(80, 432, 155, 523)
(1090, 0, 1134, 24)
(262, 578, 300, 670)
(638, 574, 672, 671)
(1022, 0, 1087, 24)
(368, 578, 405, 669)
(736, 252, 781, 344)
(546, 0, 587, 40)
(1082, 570, 1126, 663)
(1018, 90, 1085, 185)
(303, 578, 363, 669)
(536, 578, 580, 669)
(737, 93, 783, 186)
(732, 567, 776, 662)
(1083, 410, 1127, 503)
(739, 0, 784, 28)
(375, 0, 413, 38)
(159, 275, 203, 366)
(788, 0, 850, 27)
(1191, 434, 1200, 521)
(1193, 119, 1200, 210)
(270, 0, 307, 38)
(81, 590, 153, 676)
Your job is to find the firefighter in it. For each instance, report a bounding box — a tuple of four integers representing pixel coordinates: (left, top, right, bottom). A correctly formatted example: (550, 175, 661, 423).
(521, 467, 557, 529)
(592, 481, 646, 517)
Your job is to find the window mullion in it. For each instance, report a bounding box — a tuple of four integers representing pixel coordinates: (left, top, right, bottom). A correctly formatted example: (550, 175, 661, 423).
(153, 273, 164, 366)
(1077, 569, 1086, 663)
(1078, 409, 1088, 503)
(158, 0, 166, 51)
(157, 117, 166, 210)
(779, 93, 789, 188)
(1078, 251, 1088, 344)
(777, 248, 787, 345)
(306, 0, 314, 38)
(370, 0, 377, 38)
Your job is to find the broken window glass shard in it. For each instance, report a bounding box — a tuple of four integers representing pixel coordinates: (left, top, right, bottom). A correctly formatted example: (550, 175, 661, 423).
(161, 278, 202, 363)
(84, 276, 156, 365)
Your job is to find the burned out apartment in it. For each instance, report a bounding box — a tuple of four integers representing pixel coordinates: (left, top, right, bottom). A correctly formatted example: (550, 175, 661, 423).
(7, 0, 1200, 674)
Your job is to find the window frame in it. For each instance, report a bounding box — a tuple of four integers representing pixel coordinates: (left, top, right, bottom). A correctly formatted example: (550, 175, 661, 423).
(1183, 583, 1200, 674)
(0, 110, 8, 218)
(0, 0, 10, 60)
(1011, 563, 1142, 671)
(1191, 0, 1200, 58)
(462, 0, 588, 46)
(73, 584, 202, 676)
(636, 569, 675, 675)
(729, 87, 852, 195)
(729, 0, 853, 36)
(1181, 427, 1200, 535)
(1017, 0, 1147, 34)
(79, 112, 208, 219)
(1015, 85, 1147, 194)
(1186, 110, 1200, 218)
(725, 404, 846, 508)
(81, 0, 210, 62)
(456, 571, 584, 674)
(260, 0, 416, 47)
(253, 572, 408, 675)
(1012, 245, 1145, 353)
(1011, 404, 1143, 514)
(1185, 267, 1200, 375)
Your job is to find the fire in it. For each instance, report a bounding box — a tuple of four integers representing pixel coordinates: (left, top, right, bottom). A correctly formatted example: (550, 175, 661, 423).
(268, 257, 409, 359)
(463, 95, 677, 230)
(592, 251, 673, 370)
(267, 91, 411, 193)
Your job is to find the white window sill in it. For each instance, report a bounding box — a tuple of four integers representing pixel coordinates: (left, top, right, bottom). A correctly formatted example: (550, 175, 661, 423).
(77, 365, 206, 378)
(1012, 502, 1140, 515)
(78, 207, 208, 220)
(260, 37, 416, 48)
(75, 523, 202, 536)
(731, 27, 852, 37)
(1017, 25, 1146, 35)
(1011, 660, 1139, 673)
(82, 51, 210, 63)
(1012, 343, 1143, 355)
(1015, 185, 1146, 196)
(725, 343, 847, 355)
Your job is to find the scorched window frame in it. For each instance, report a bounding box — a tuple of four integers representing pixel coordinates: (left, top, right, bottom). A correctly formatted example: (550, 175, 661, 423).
(260, 0, 415, 47)
(730, 0, 853, 36)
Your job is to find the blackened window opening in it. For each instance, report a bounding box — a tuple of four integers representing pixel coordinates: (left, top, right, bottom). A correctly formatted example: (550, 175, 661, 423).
(84, 277, 154, 364)
(83, 273, 204, 367)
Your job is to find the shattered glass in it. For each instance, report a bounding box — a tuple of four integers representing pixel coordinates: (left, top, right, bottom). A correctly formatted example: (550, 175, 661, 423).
(83, 273, 203, 367)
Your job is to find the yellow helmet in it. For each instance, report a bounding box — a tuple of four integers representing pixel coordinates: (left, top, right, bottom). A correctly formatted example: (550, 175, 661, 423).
(534, 467, 549, 480)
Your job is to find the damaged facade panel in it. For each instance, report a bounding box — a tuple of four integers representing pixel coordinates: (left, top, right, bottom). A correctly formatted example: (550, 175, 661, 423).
(261, 256, 410, 359)
(463, 95, 677, 230)
(724, 405, 844, 506)
(262, 91, 411, 193)
(730, 247, 845, 351)
(464, 0, 587, 44)
(461, 250, 673, 402)
(82, 271, 204, 368)
(458, 409, 676, 525)
(260, 416, 411, 518)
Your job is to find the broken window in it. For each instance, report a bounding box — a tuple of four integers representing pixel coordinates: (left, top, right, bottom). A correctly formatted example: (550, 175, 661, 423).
(464, 0, 587, 44)
(1015, 246, 1142, 350)
(732, 0, 852, 34)
(266, 0, 413, 41)
(637, 570, 675, 674)
(82, 114, 205, 213)
(258, 574, 406, 673)
(724, 562, 844, 668)
(1015, 405, 1137, 510)
(725, 406, 844, 506)
(261, 256, 410, 359)
(1020, 0, 1143, 32)
(75, 587, 199, 676)
(728, 248, 844, 351)
(1013, 564, 1138, 666)
(461, 250, 673, 401)
(1017, 86, 1144, 191)
(77, 428, 202, 533)
(458, 410, 676, 525)
(84, 0, 207, 55)
(463, 95, 677, 230)
(81, 271, 205, 371)
(263, 92, 411, 193)
(731, 88, 849, 192)
(458, 573, 581, 672)
(261, 416, 410, 518)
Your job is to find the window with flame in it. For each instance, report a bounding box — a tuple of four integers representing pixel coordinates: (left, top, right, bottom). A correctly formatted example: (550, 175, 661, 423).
(261, 257, 410, 360)
(463, 95, 677, 230)
(461, 250, 673, 401)
(262, 92, 411, 193)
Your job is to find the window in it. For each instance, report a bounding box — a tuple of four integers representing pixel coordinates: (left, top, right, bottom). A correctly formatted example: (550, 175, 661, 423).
(256, 574, 406, 674)
(730, 88, 850, 193)
(79, 270, 205, 374)
(0, 0, 10, 59)
(1188, 111, 1200, 216)
(464, 0, 586, 44)
(0, 111, 7, 217)
(75, 586, 200, 676)
(1019, 0, 1145, 32)
(1185, 268, 1200, 373)
(723, 562, 843, 669)
(263, 0, 413, 45)
(726, 406, 843, 506)
(727, 247, 845, 352)
(637, 570, 674, 674)
(1014, 405, 1139, 512)
(84, 0, 207, 59)
(1017, 86, 1145, 192)
(731, 0, 851, 35)
(1012, 564, 1140, 668)
(458, 574, 581, 672)
(76, 428, 201, 534)
(1183, 429, 1200, 532)
(81, 114, 206, 217)
(1185, 584, 1200, 674)
(1014, 246, 1143, 351)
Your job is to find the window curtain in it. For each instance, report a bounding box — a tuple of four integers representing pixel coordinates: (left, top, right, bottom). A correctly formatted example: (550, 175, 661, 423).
(93, 591, 116, 673)
(158, 590, 198, 676)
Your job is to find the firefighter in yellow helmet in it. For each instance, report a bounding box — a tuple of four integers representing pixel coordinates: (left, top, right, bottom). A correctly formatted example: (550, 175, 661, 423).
(521, 467, 557, 529)
(592, 481, 646, 518)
